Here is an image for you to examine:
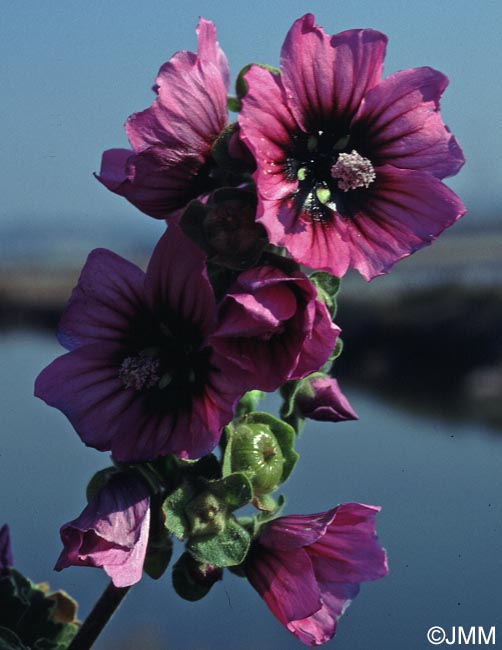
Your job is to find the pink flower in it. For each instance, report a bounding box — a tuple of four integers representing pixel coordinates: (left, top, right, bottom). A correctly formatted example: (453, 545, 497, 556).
(211, 265, 340, 391)
(245, 503, 388, 646)
(296, 375, 358, 422)
(239, 14, 466, 280)
(54, 473, 150, 588)
(35, 227, 249, 462)
(97, 19, 230, 219)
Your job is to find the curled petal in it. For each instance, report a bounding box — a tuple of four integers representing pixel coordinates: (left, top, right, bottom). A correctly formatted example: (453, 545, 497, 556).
(55, 473, 150, 587)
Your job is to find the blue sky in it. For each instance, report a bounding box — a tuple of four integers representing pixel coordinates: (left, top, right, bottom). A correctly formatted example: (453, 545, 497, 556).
(1, 0, 501, 247)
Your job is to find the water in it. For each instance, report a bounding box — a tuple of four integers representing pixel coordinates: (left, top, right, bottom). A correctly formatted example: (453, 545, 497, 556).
(2, 331, 501, 649)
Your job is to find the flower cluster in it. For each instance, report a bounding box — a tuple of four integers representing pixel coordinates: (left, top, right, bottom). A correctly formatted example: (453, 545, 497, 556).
(34, 13, 464, 646)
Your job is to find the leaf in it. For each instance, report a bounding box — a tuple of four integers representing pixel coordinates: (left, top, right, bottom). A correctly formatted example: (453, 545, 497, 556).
(188, 519, 251, 567)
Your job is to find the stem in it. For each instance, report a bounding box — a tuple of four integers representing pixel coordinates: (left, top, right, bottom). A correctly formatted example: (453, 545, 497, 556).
(68, 581, 131, 650)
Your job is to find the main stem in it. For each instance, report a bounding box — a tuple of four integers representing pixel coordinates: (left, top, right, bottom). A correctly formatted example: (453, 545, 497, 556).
(68, 581, 131, 650)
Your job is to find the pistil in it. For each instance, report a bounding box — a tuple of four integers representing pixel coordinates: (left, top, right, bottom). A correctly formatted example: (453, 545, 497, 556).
(119, 354, 161, 390)
(330, 150, 376, 192)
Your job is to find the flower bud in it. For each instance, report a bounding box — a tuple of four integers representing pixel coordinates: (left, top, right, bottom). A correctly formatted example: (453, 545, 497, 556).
(226, 413, 298, 496)
(172, 551, 223, 601)
(230, 423, 285, 495)
(295, 374, 357, 422)
(185, 492, 228, 538)
(180, 188, 267, 270)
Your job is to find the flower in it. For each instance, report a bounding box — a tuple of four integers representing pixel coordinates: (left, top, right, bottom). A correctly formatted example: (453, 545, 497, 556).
(35, 226, 249, 462)
(96, 18, 231, 220)
(211, 264, 340, 391)
(295, 375, 358, 422)
(54, 473, 150, 588)
(245, 503, 388, 646)
(239, 14, 466, 280)
(0, 524, 13, 576)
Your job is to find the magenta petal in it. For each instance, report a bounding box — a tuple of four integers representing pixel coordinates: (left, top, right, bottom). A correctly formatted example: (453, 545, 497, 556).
(288, 582, 359, 646)
(259, 510, 337, 551)
(96, 148, 133, 191)
(126, 19, 228, 156)
(292, 301, 340, 379)
(144, 226, 216, 336)
(34, 342, 136, 451)
(57, 249, 145, 351)
(246, 548, 322, 625)
(307, 503, 389, 584)
(342, 165, 467, 280)
(55, 473, 150, 587)
(281, 14, 387, 128)
(355, 66, 465, 178)
(239, 65, 298, 201)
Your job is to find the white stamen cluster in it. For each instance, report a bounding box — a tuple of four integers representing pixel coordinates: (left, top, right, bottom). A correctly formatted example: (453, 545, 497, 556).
(331, 150, 376, 192)
(119, 355, 161, 390)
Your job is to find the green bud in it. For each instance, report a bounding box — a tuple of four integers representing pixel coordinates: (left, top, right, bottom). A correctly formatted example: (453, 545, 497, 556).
(225, 413, 299, 496)
(185, 492, 227, 538)
(230, 423, 285, 495)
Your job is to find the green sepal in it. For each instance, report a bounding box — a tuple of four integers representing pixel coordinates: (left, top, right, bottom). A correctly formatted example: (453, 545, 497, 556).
(143, 527, 173, 580)
(208, 473, 253, 511)
(0, 571, 78, 649)
(310, 271, 341, 320)
(235, 390, 266, 419)
(279, 379, 305, 433)
(187, 518, 251, 567)
(85, 467, 117, 502)
(252, 493, 280, 513)
(172, 552, 223, 602)
(162, 480, 197, 540)
(234, 63, 280, 109)
(210, 123, 239, 171)
(227, 96, 241, 113)
(321, 337, 344, 373)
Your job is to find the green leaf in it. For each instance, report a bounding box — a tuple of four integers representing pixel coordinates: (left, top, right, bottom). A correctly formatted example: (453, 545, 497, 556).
(0, 571, 77, 648)
(188, 518, 251, 567)
(0, 628, 28, 650)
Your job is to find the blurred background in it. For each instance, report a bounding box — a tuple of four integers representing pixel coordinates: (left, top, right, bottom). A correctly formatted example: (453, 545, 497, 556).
(1, 1, 501, 648)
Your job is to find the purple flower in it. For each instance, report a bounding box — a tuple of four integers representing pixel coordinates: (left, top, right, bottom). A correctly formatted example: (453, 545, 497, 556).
(211, 265, 340, 392)
(35, 226, 249, 461)
(97, 19, 230, 219)
(0, 524, 13, 576)
(245, 503, 388, 646)
(296, 375, 358, 422)
(239, 14, 466, 280)
(54, 473, 150, 588)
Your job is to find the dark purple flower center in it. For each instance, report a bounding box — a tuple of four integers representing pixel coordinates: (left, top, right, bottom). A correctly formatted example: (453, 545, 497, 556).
(284, 130, 375, 223)
(119, 316, 214, 409)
